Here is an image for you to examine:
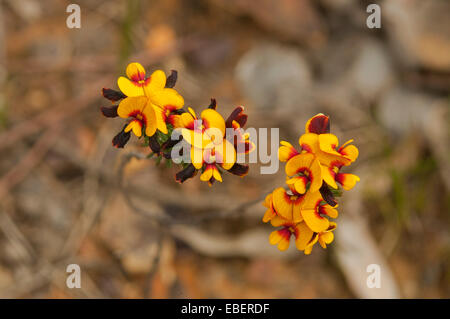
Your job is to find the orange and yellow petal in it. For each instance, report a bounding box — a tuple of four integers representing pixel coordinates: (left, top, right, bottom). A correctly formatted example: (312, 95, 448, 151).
(286, 176, 308, 195)
(292, 201, 303, 223)
(190, 147, 204, 169)
(263, 193, 273, 209)
(336, 173, 360, 190)
(146, 69, 166, 92)
(200, 164, 215, 182)
(308, 157, 323, 193)
(151, 104, 169, 134)
(142, 104, 158, 137)
(318, 133, 342, 156)
(295, 222, 314, 251)
(318, 232, 334, 249)
(278, 141, 299, 162)
(149, 87, 184, 110)
(321, 165, 338, 189)
(212, 165, 222, 182)
(172, 111, 196, 129)
(117, 96, 147, 118)
(319, 204, 338, 219)
(182, 128, 213, 149)
(215, 139, 237, 170)
(263, 207, 276, 223)
(301, 209, 329, 233)
(285, 153, 314, 177)
(298, 133, 320, 153)
(118, 77, 145, 97)
(301, 191, 322, 210)
(304, 233, 319, 255)
(269, 228, 291, 251)
(124, 120, 142, 137)
(339, 143, 359, 163)
(272, 188, 294, 221)
(269, 216, 290, 227)
(126, 62, 146, 81)
(201, 109, 226, 137)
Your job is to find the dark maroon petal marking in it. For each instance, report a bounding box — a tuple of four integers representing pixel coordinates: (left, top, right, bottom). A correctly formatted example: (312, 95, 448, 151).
(308, 114, 330, 134)
(227, 163, 249, 177)
(319, 183, 337, 207)
(112, 126, 131, 148)
(148, 135, 161, 153)
(102, 88, 127, 102)
(101, 105, 119, 118)
(208, 98, 217, 110)
(226, 106, 247, 128)
(175, 164, 197, 183)
(165, 70, 178, 88)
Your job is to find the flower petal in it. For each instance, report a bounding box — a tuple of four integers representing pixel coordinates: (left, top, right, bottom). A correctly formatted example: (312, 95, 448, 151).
(146, 70, 166, 92)
(117, 96, 147, 118)
(339, 143, 359, 163)
(269, 229, 291, 251)
(117, 77, 145, 97)
(301, 209, 329, 233)
(285, 153, 314, 177)
(182, 128, 212, 149)
(299, 133, 320, 153)
(295, 222, 314, 251)
(142, 103, 158, 137)
(215, 139, 237, 170)
(124, 120, 143, 137)
(305, 113, 330, 134)
(191, 147, 204, 169)
(201, 109, 226, 137)
(272, 188, 293, 220)
(200, 164, 215, 182)
(321, 165, 338, 189)
(319, 205, 338, 219)
(262, 207, 276, 223)
(126, 62, 146, 81)
(336, 173, 360, 190)
(279, 141, 299, 162)
(212, 165, 223, 182)
(149, 87, 184, 110)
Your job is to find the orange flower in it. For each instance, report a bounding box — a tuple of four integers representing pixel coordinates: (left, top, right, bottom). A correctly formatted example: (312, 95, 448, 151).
(262, 187, 305, 223)
(268, 217, 314, 252)
(285, 153, 323, 194)
(300, 191, 338, 233)
(304, 222, 337, 255)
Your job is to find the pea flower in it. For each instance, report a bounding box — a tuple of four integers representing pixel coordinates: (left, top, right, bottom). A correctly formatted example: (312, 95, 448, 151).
(268, 217, 313, 252)
(265, 113, 359, 255)
(101, 63, 184, 148)
(300, 191, 338, 233)
(262, 187, 305, 223)
(304, 222, 337, 255)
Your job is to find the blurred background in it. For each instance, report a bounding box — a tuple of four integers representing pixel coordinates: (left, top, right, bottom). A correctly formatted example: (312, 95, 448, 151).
(0, 0, 449, 298)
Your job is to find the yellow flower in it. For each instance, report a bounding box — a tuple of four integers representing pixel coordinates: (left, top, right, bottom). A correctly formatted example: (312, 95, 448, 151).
(300, 191, 338, 233)
(278, 141, 299, 162)
(116, 96, 157, 138)
(262, 187, 305, 223)
(304, 222, 337, 255)
(268, 217, 314, 252)
(179, 106, 237, 186)
(299, 114, 360, 190)
(117, 63, 184, 135)
(285, 153, 323, 194)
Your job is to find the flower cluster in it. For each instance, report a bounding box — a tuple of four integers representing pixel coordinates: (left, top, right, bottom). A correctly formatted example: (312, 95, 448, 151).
(263, 114, 360, 254)
(101, 62, 254, 186)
